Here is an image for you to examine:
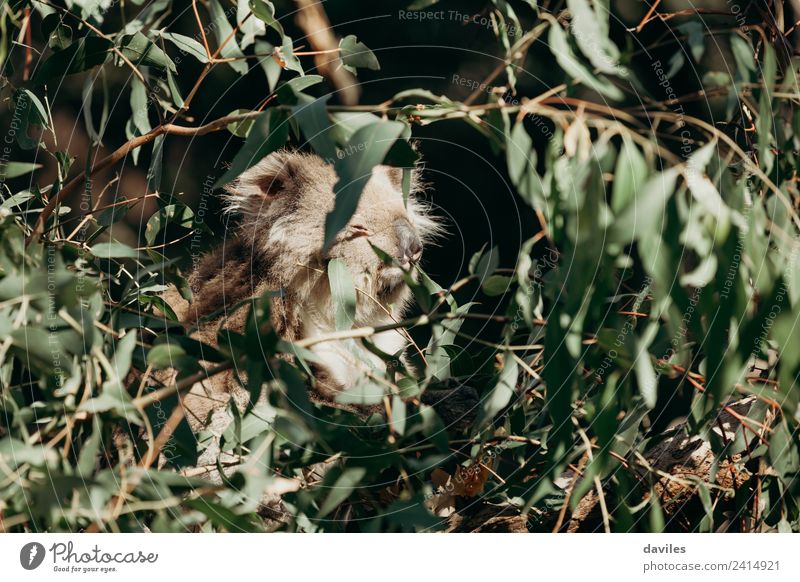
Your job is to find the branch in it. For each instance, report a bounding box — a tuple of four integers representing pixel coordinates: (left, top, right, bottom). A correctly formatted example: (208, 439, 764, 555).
(26, 110, 262, 245)
(646, 110, 800, 232)
(37, 0, 149, 87)
(294, 0, 359, 105)
(293, 311, 546, 349)
(192, 0, 212, 60)
(132, 361, 234, 409)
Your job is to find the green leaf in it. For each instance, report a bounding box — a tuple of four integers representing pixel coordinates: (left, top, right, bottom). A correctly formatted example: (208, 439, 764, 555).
(9, 327, 69, 375)
(610, 169, 679, 243)
(634, 340, 657, 409)
(276, 75, 324, 104)
(255, 40, 282, 91)
(90, 241, 140, 259)
(0, 438, 58, 469)
(547, 22, 622, 100)
(12, 89, 49, 150)
(119, 31, 175, 72)
(81, 74, 108, 144)
(503, 113, 547, 206)
(335, 382, 385, 406)
(184, 498, 263, 532)
(208, 0, 248, 75)
(680, 254, 718, 288)
(146, 134, 165, 193)
(278, 35, 303, 75)
(77, 418, 102, 478)
(472, 245, 500, 284)
(238, 0, 266, 49)
(317, 467, 368, 518)
(111, 331, 138, 381)
(339, 35, 380, 73)
(33, 36, 112, 85)
(324, 121, 407, 248)
(482, 274, 512, 296)
(506, 120, 533, 184)
(221, 403, 276, 450)
(0, 161, 42, 179)
(145, 203, 194, 245)
(226, 109, 256, 137)
(41, 13, 73, 51)
(757, 44, 776, 173)
(566, 0, 624, 76)
(612, 137, 647, 214)
(390, 395, 407, 436)
(165, 66, 184, 108)
(408, 0, 440, 8)
(159, 31, 209, 63)
(214, 108, 290, 188)
(676, 21, 706, 62)
(685, 140, 743, 231)
(147, 343, 186, 369)
(292, 95, 337, 160)
(0, 190, 36, 210)
(328, 259, 356, 331)
(475, 353, 518, 428)
(730, 34, 755, 79)
(249, 0, 284, 37)
(130, 77, 151, 136)
(95, 196, 129, 227)
(769, 420, 800, 480)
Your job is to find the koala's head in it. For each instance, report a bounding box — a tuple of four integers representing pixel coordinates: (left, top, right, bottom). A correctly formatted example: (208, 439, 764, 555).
(223, 150, 440, 311)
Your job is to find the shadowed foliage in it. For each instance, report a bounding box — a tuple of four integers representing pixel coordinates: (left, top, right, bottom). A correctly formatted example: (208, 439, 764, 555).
(0, 0, 798, 533)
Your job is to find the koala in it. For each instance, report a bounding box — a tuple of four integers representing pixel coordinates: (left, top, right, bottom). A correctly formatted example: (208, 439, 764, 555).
(161, 150, 440, 433)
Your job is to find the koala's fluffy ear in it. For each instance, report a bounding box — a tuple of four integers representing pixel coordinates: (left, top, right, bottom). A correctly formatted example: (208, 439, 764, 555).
(222, 150, 300, 216)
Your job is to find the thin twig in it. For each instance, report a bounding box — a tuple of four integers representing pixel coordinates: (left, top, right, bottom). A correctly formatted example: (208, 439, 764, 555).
(192, 0, 212, 59)
(27, 111, 261, 244)
(294, 0, 358, 105)
(292, 311, 545, 350)
(132, 361, 234, 408)
(552, 450, 589, 533)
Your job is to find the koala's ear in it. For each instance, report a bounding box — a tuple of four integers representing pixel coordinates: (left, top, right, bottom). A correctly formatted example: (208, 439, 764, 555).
(223, 150, 300, 215)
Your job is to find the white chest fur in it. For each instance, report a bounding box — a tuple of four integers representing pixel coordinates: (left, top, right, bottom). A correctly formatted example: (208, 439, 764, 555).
(301, 311, 406, 390)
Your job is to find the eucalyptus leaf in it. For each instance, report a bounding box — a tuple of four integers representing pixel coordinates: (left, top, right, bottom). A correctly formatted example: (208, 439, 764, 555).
(325, 121, 407, 248)
(33, 36, 112, 84)
(0, 161, 41, 179)
(547, 21, 623, 100)
(208, 0, 248, 75)
(119, 31, 176, 72)
(610, 169, 679, 243)
(328, 259, 356, 331)
(475, 353, 518, 428)
(339, 35, 380, 73)
(90, 241, 140, 259)
(317, 467, 368, 518)
(249, 0, 284, 38)
(214, 108, 290, 188)
(159, 31, 209, 63)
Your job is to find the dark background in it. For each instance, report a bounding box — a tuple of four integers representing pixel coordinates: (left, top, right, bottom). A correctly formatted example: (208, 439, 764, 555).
(3, 0, 753, 343)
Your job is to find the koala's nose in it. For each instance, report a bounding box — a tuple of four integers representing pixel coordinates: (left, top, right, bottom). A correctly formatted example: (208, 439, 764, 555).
(395, 219, 422, 268)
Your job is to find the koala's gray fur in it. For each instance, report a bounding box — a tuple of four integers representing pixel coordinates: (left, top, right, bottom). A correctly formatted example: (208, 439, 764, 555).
(161, 150, 440, 441)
